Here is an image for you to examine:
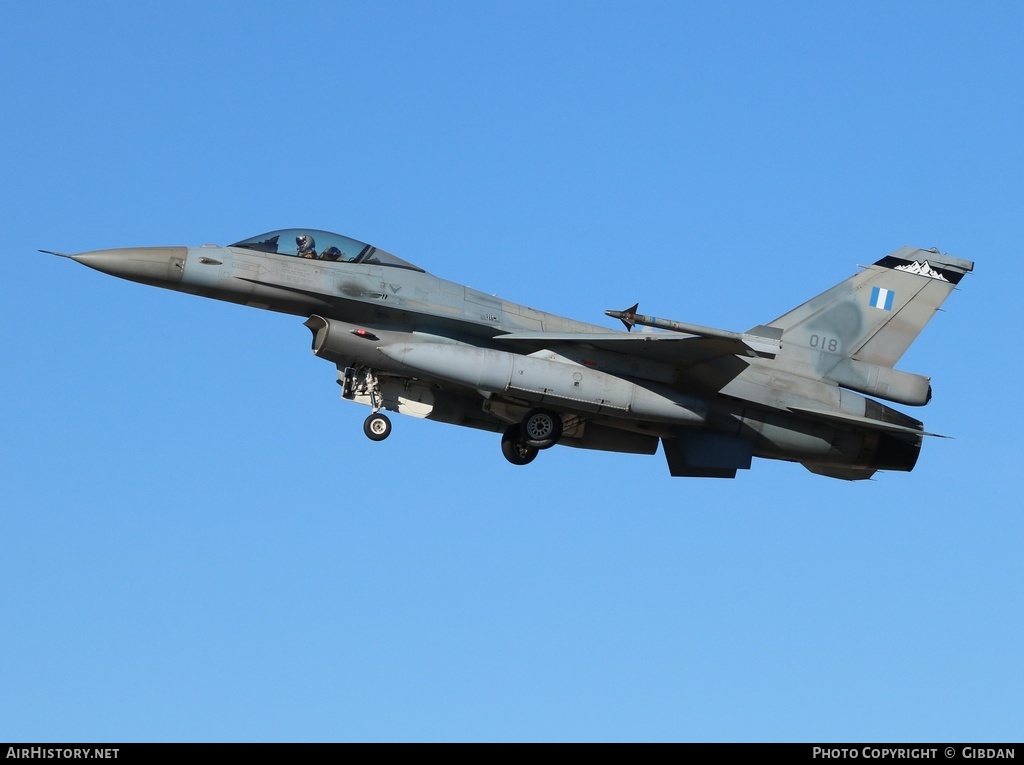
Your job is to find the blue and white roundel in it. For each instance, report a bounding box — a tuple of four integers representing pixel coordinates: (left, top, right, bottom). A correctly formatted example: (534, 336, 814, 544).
(869, 286, 895, 311)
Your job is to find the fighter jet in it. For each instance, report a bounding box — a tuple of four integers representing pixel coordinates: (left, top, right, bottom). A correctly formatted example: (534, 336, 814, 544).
(46, 228, 973, 479)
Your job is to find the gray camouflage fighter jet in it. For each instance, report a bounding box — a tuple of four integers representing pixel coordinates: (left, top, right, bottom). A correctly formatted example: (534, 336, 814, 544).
(46, 229, 973, 479)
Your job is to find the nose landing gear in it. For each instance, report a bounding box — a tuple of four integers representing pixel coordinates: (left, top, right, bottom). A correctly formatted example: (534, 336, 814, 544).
(346, 367, 393, 442)
(363, 412, 392, 441)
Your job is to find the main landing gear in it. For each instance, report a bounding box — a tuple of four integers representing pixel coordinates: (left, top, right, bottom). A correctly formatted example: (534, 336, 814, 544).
(521, 408, 562, 449)
(501, 425, 538, 465)
(501, 409, 563, 465)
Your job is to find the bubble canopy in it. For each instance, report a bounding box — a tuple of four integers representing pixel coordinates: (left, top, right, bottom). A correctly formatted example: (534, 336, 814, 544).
(229, 229, 423, 272)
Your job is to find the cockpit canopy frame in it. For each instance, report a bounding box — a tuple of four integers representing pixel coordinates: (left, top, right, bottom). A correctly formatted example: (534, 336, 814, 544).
(229, 228, 424, 272)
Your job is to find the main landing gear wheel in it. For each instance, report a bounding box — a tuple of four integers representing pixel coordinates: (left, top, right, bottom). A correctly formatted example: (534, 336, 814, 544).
(521, 408, 563, 449)
(363, 412, 392, 441)
(501, 425, 538, 466)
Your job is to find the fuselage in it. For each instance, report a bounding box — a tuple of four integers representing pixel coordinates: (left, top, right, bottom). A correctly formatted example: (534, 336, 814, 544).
(65, 228, 935, 478)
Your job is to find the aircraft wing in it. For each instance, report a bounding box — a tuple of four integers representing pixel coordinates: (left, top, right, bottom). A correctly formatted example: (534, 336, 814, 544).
(494, 327, 780, 366)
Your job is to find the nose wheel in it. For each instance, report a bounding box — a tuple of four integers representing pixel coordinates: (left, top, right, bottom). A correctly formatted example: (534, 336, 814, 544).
(363, 412, 392, 441)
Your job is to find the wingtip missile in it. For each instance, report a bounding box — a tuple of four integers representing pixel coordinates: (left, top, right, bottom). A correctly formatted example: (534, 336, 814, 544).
(604, 303, 639, 331)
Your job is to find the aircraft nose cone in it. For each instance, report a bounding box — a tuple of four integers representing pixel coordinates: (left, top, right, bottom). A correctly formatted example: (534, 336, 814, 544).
(71, 247, 186, 287)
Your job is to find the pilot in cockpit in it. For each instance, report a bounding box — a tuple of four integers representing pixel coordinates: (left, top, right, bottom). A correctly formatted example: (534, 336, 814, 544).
(297, 234, 317, 258)
(321, 246, 342, 261)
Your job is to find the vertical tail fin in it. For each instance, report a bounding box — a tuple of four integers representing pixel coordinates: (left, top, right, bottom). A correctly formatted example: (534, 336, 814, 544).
(764, 247, 973, 404)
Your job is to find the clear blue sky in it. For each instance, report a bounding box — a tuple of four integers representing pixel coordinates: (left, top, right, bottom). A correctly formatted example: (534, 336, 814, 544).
(2, 1, 1020, 742)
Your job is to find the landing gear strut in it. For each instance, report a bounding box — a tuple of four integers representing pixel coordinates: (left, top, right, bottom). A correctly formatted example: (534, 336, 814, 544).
(501, 425, 538, 465)
(346, 367, 393, 441)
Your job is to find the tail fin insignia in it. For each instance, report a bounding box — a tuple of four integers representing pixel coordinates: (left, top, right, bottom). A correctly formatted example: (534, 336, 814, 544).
(869, 286, 895, 311)
(893, 260, 950, 281)
(766, 247, 974, 398)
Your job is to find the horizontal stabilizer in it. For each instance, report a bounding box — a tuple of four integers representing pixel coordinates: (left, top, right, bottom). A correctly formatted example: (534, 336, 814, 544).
(802, 464, 877, 481)
(787, 406, 944, 438)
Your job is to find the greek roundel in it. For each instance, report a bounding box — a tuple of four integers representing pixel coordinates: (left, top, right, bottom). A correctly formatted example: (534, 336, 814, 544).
(869, 286, 895, 311)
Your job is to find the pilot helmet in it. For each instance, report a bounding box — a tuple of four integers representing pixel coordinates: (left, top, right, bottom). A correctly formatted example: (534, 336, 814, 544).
(296, 234, 316, 251)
